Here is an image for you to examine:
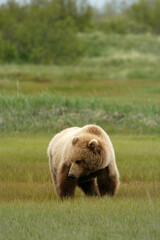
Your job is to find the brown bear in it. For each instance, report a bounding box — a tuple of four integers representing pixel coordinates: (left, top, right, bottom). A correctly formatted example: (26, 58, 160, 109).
(47, 125, 119, 198)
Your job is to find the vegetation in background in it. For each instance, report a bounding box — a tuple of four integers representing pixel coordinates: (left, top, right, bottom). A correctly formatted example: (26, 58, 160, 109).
(0, 33, 160, 98)
(0, 94, 159, 134)
(127, 0, 160, 34)
(1, 0, 160, 63)
(98, 0, 160, 34)
(0, 33, 160, 135)
(0, 0, 93, 64)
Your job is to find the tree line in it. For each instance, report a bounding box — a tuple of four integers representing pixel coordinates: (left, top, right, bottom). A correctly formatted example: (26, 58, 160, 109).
(0, 0, 160, 64)
(98, 0, 160, 34)
(0, 0, 93, 64)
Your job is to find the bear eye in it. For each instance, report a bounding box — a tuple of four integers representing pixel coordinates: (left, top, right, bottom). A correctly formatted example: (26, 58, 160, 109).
(75, 160, 81, 165)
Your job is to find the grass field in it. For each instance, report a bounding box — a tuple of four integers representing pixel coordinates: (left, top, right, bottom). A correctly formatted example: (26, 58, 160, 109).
(0, 198, 159, 240)
(0, 135, 160, 240)
(0, 135, 160, 189)
(0, 33, 160, 102)
(0, 33, 160, 239)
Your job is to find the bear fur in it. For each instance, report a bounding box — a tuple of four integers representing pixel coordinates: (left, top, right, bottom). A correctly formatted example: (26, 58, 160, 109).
(47, 125, 119, 198)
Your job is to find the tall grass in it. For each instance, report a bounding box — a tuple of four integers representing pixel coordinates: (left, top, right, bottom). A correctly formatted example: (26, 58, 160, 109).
(0, 94, 159, 134)
(0, 198, 160, 240)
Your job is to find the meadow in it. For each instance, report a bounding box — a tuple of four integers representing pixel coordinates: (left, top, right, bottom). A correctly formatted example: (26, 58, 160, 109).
(0, 135, 159, 240)
(0, 33, 160, 239)
(0, 33, 160, 101)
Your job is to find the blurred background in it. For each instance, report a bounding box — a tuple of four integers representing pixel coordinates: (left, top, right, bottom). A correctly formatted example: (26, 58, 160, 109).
(1, 0, 160, 64)
(0, 0, 160, 135)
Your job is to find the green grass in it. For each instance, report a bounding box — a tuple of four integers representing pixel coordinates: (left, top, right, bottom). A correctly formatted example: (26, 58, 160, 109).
(0, 198, 159, 240)
(0, 33, 160, 102)
(0, 94, 160, 134)
(0, 135, 160, 240)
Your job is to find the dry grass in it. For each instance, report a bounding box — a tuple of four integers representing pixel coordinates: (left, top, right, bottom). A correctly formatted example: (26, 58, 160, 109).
(0, 133, 159, 240)
(0, 135, 159, 202)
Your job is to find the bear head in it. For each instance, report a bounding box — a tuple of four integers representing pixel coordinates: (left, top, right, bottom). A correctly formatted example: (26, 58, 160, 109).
(68, 135, 108, 179)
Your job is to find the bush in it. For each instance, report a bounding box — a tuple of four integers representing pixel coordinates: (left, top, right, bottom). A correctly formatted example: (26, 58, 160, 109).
(96, 0, 160, 34)
(0, 39, 17, 63)
(127, 0, 160, 34)
(0, 0, 91, 64)
(15, 17, 83, 64)
(97, 15, 151, 34)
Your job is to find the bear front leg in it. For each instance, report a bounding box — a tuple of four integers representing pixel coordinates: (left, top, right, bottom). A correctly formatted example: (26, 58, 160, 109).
(97, 165, 119, 197)
(57, 163, 77, 199)
(78, 179, 100, 196)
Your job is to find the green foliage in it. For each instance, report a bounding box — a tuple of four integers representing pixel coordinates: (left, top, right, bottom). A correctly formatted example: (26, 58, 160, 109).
(0, 0, 93, 64)
(1, 33, 160, 92)
(127, 0, 160, 34)
(15, 16, 82, 64)
(98, 15, 150, 34)
(1, 0, 160, 63)
(98, 15, 130, 34)
(0, 39, 17, 62)
(96, 0, 160, 34)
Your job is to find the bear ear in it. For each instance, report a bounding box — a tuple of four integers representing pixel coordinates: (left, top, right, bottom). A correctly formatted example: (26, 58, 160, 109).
(88, 139, 99, 153)
(72, 137, 79, 145)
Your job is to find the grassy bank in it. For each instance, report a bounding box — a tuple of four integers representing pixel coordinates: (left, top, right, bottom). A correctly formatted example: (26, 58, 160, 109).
(0, 94, 159, 134)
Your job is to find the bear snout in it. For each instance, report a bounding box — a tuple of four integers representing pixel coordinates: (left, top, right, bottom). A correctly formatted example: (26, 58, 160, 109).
(68, 174, 75, 179)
